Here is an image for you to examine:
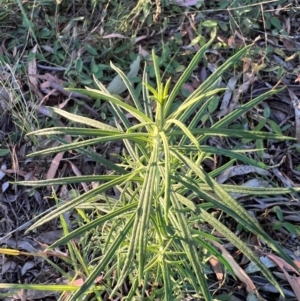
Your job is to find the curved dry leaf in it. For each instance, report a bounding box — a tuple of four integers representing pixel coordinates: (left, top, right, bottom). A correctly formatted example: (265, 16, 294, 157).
(245, 201, 300, 210)
(282, 38, 300, 51)
(21, 261, 36, 276)
(272, 167, 294, 188)
(41, 45, 55, 54)
(273, 55, 294, 71)
(35, 230, 64, 245)
(284, 215, 300, 222)
(169, 0, 202, 6)
(182, 83, 195, 94)
(208, 256, 224, 283)
(28, 44, 38, 88)
(250, 275, 295, 297)
(133, 35, 148, 44)
(61, 274, 104, 300)
(211, 241, 258, 295)
(46, 126, 71, 182)
(2, 181, 9, 193)
(46, 152, 64, 181)
(265, 254, 300, 300)
(0, 164, 7, 180)
(287, 88, 300, 142)
(1, 261, 17, 274)
(67, 160, 89, 193)
(220, 75, 240, 110)
(217, 73, 257, 118)
(3, 239, 38, 254)
(217, 166, 271, 184)
(27, 101, 52, 117)
(138, 45, 150, 58)
(102, 33, 128, 39)
(245, 256, 277, 274)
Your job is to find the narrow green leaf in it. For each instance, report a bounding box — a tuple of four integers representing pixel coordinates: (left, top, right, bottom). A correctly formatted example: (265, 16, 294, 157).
(268, 119, 282, 135)
(197, 183, 300, 195)
(107, 55, 140, 95)
(27, 127, 121, 137)
(210, 89, 284, 131)
(159, 132, 171, 222)
(15, 0, 39, 44)
(16, 175, 141, 187)
(173, 145, 267, 168)
(185, 45, 252, 104)
(169, 88, 225, 122)
(142, 64, 154, 120)
(161, 257, 172, 300)
(138, 142, 159, 280)
(200, 209, 284, 296)
(66, 87, 152, 124)
(165, 28, 217, 116)
(49, 107, 121, 131)
(186, 95, 214, 130)
(171, 150, 298, 269)
(26, 133, 149, 157)
(110, 61, 143, 112)
(255, 139, 265, 158)
(61, 137, 128, 174)
(154, 203, 169, 239)
(25, 173, 136, 233)
(48, 202, 138, 248)
(273, 206, 283, 222)
(170, 192, 212, 300)
(152, 50, 162, 96)
(202, 20, 218, 27)
(70, 214, 135, 300)
(166, 119, 201, 151)
(168, 128, 294, 141)
(93, 75, 110, 93)
(190, 233, 235, 275)
(174, 193, 196, 211)
(111, 142, 159, 295)
(283, 222, 297, 234)
(163, 77, 172, 100)
(208, 159, 236, 178)
(143, 82, 159, 99)
(109, 102, 133, 130)
(84, 43, 98, 56)
(174, 174, 255, 234)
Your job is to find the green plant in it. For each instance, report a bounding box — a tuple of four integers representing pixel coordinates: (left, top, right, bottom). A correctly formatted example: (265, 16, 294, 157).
(12, 29, 300, 300)
(271, 205, 298, 235)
